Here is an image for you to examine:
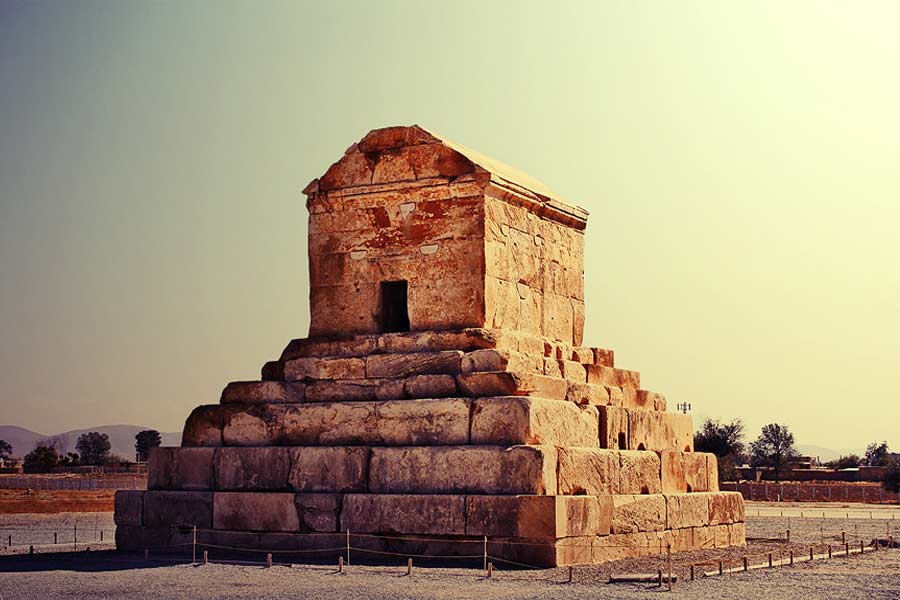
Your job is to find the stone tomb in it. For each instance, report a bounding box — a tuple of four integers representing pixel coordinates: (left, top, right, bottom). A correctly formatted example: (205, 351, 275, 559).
(115, 125, 745, 566)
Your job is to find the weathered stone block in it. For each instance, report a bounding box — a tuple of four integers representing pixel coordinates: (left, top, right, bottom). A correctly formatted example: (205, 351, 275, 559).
(709, 491, 745, 525)
(143, 491, 212, 528)
(592, 348, 614, 367)
(215, 447, 291, 491)
(611, 494, 667, 533)
(671, 413, 694, 452)
(470, 397, 598, 447)
(283, 357, 366, 381)
(289, 447, 368, 492)
(633, 390, 661, 411)
(557, 448, 620, 495)
(374, 398, 470, 445)
(148, 447, 215, 491)
(566, 383, 609, 406)
(543, 358, 562, 377)
(559, 360, 586, 382)
(456, 372, 568, 400)
(341, 494, 466, 535)
(220, 381, 306, 404)
(182, 405, 226, 446)
(295, 494, 341, 532)
(114, 490, 144, 526)
(461, 349, 532, 373)
(305, 379, 404, 402)
(466, 495, 612, 538)
(369, 445, 557, 494)
(599, 405, 628, 450)
(366, 351, 463, 378)
(213, 492, 300, 532)
(707, 454, 719, 492)
(659, 450, 687, 493)
(222, 404, 286, 446)
(571, 347, 593, 364)
(666, 493, 710, 529)
(619, 451, 661, 495)
(403, 374, 458, 398)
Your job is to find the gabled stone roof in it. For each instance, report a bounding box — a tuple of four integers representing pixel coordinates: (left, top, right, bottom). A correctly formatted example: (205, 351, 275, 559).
(304, 125, 587, 224)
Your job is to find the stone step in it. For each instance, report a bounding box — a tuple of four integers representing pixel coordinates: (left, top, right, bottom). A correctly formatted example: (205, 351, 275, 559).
(185, 396, 603, 449)
(598, 406, 693, 453)
(115, 489, 745, 566)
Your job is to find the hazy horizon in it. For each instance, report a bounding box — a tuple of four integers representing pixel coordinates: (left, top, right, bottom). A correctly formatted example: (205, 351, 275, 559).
(2, 2, 900, 450)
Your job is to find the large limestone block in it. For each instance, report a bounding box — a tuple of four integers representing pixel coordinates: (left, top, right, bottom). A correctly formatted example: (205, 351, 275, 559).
(222, 404, 287, 446)
(182, 405, 226, 446)
(599, 406, 628, 450)
(470, 397, 598, 447)
(340, 494, 466, 535)
(143, 491, 212, 528)
(295, 494, 341, 532)
(461, 349, 539, 374)
(456, 372, 569, 400)
(729, 522, 747, 546)
(707, 454, 720, 492)
(465, 495, 612, 538)
(659, 450, 687, 493)
(666, 493, 711, 529)
(148, 447, 214, 491)
(305, 379, 404, 402)
(213, 492, 300, 532)
(557, 448, 620, 495)
(369, 445, 557, 494)
(114, 490, 144, 526)
(215, 447, 291, 491)
(671, 413, 694, 452)
(592, 348, 614, 367)
(374, 398, 470, 445)
(280, 329, 503, 361)
(220, 399, 470, 446)
(365, 351, 463, 378)
(403, 374, 458, 398)
(283, 357, 366, 381)
(685, 452, 712, 493)
(619, 451, 661, 495)
(565, 383, 610, 407)
(288, 447, 369, 492)
(611, 494, 667, 533)
(220, 381, 306, 404)
(709, 491, 745, 525)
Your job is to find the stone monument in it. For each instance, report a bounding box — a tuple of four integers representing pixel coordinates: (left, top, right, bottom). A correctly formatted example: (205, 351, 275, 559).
(115, 125, 745, 565)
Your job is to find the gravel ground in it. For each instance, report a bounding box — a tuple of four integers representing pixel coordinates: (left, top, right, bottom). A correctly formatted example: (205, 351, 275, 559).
(0, 503, 898, 598)
(0, 548, 898, 599)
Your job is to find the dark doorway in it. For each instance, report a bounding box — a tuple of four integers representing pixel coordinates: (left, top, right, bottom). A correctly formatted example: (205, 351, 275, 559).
(380, 280, 410, 333)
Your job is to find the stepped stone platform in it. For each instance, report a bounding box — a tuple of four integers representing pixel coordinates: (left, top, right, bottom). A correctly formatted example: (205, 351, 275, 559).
(115, 125, 745, 566)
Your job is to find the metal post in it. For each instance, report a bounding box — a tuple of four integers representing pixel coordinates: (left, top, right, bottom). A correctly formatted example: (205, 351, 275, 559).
(407, 558, 412, 576)
(567, 566, 573, 583)
(667, 544, 672, 591)
(203, 550, 208, 565)
(487, 562, 493, 578)
(690, 564, 695, 580)
(346, 529, 350, 566)
(74, 523, 77, 552)
(192, 526, 197, 565)
(483, 536, 487, 572)
(789, 550, 793, 565)
(768, 552, 773, 567)
(338, 556, 343, 573)
(718, 560, 723, 575)
(742, 556, 748, 571)
(54, 532, 57, 545)
(810, 547, 814, 561)
(266, 553, 272, 568)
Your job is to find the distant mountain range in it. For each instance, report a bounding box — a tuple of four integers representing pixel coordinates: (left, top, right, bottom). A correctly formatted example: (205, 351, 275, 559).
(796, 444, 865, 463)
(0, 425, 181, 460)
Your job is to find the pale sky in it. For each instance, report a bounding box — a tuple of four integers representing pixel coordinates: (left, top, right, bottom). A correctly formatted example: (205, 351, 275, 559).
(1, 1, 898, 451)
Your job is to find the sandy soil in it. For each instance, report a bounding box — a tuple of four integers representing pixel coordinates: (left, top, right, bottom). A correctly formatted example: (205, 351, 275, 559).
(0, 489, 115, 513)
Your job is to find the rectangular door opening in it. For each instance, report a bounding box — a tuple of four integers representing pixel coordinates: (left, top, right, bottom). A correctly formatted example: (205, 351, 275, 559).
(380, 280, 410, 333)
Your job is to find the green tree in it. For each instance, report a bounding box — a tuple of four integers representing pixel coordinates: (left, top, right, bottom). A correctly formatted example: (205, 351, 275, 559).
(826, 454, 861, 470)
(76, 432, 111, 466)
(134, 430, 162, 462)
(864, 442, 891, 467)
(0, 439, 12, 460)
(884, 460, 900, 494)
(23, 445, 60, 472)
(694, 418, 745, 482)
(750, 423, 798, 482)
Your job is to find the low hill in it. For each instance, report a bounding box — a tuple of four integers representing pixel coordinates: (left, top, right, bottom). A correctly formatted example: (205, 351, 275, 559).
(0, 424, 181, 459)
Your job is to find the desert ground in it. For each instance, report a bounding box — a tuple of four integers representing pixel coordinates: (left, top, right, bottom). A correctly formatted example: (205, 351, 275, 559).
(0, 502, 898, 599)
